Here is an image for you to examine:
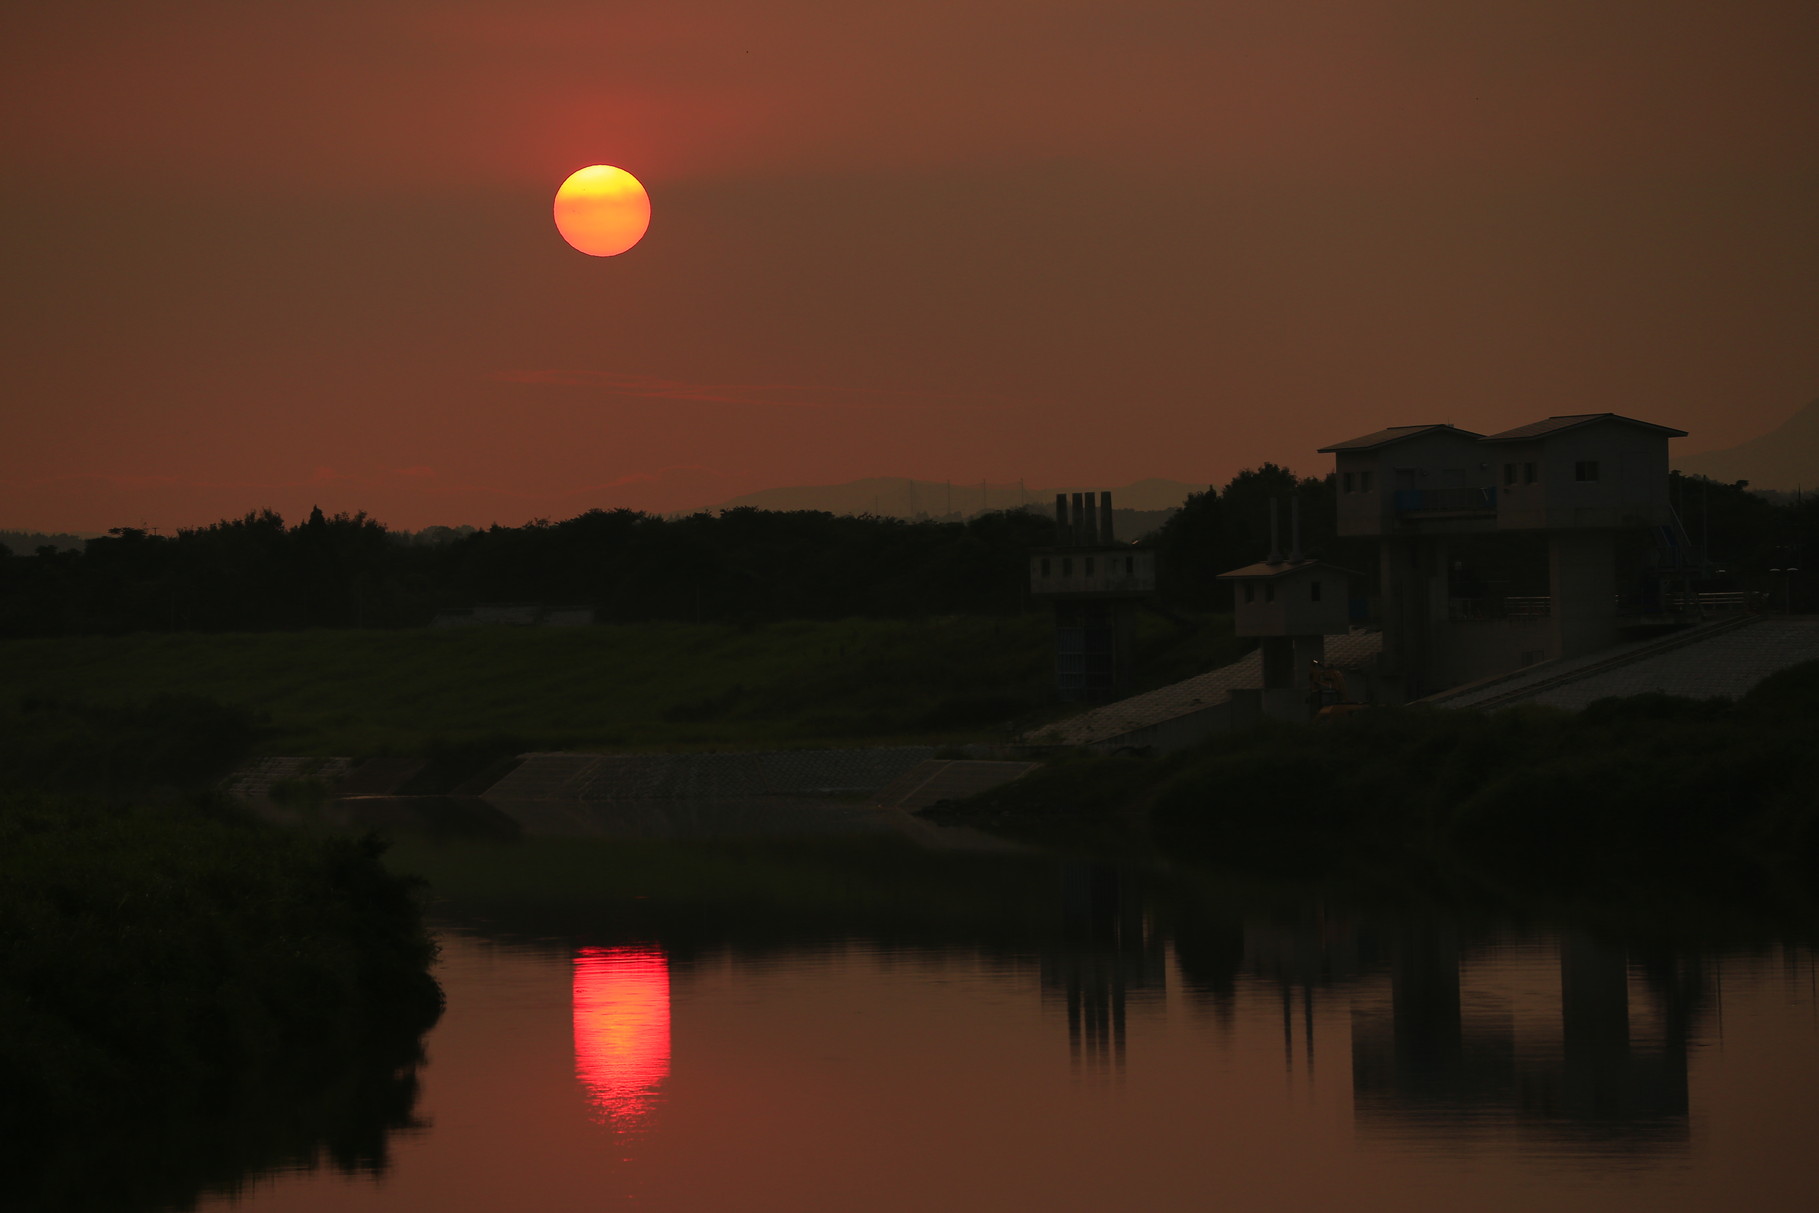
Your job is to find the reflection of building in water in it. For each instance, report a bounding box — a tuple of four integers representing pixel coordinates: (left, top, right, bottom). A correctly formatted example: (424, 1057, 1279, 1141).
(572, 946, 671, 1130)
(1231, 908, 1364, 1076)
(1169, 903, 1365, 1079)
(1350, 925, 1703, 1152)
(1040, 863, 1166, 1071)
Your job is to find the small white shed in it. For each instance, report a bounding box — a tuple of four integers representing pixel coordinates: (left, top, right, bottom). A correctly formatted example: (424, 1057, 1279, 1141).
(1217, 559, 1353, 637)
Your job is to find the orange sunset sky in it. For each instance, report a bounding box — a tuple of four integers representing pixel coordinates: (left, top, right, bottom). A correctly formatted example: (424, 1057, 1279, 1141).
(4, 1, 1816, 533)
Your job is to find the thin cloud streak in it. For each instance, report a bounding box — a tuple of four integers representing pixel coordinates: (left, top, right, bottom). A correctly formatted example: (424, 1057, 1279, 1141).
(2, 463, 732, 511)
(493, 369, 849, 407)
(492, 369, 1030, 413)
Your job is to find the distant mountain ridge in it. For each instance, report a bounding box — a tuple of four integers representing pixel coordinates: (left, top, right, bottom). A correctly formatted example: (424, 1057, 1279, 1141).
(0, 530, 88, 554)
(699, 476, 1203, 520)
(1675, 399, 1818, 491)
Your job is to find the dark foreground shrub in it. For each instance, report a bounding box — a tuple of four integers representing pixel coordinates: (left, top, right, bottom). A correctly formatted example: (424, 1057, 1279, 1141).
(0, 794, 442, 1137)
(1138, 688, 1819, 896)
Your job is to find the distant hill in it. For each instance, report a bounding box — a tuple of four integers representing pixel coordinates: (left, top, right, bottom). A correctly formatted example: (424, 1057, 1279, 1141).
(699, 476, 1203, 520)
(1675, 399, 1819, 491)
(0, 530, 89, 555)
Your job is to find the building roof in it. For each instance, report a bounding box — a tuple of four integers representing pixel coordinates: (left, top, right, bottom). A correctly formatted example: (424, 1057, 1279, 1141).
(1316, 423, 1484, 453)
(1216, 558, 1356, 581)
(1478, 413, 1689, 443)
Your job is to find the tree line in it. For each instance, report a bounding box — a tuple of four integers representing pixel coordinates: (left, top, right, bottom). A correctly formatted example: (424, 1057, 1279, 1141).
(1, 467, 1807, 636)
(0, 504, 1062, 635)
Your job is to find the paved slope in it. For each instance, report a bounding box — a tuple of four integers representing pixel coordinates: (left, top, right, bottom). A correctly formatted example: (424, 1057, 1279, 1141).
(1431, 616, 1819, 710)
(873, 760, 1041, 810)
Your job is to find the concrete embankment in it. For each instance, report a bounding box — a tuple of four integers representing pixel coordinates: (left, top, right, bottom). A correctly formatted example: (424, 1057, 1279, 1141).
(225, 747, 1040, 839)
(485, 748, 941, 801)
(1426, 615, 1819, 710)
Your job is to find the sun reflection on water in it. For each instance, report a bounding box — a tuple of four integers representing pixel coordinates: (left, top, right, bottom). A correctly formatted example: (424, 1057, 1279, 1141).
(572, 946, 670, 1129)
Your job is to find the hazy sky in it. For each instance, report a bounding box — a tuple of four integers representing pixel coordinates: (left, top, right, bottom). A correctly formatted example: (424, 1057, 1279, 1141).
(5, 1, 1816, 531)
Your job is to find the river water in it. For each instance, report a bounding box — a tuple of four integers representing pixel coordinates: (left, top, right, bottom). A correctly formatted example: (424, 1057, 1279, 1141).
(177, 804, 1817, 1213)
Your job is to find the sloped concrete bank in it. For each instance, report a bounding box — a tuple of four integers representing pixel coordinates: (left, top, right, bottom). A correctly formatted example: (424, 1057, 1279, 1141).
(1427, 615, 1819, 710)
(485, 748, 942, 802)
(225, 747, 1041, 839)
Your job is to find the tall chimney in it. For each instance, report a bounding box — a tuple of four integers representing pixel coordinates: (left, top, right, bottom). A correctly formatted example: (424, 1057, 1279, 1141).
(1099, 492, 1115, 544)
(1072, 492, 1089, 545)
(1054, 493, 1070, 544)
(1267, 498, 1283, 564)
(1289, 495, 1303, 563)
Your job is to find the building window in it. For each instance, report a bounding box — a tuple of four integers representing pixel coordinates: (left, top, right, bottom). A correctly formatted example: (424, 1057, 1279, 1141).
(1503, 462, 1517, 487)
(1575, 460, 1600, 482)
(1310, 580, 1322, 602)
(1244, 583, 1255, 604)
(1523, 462, 1537, 485)
(1342, 472, 1355, 493)
(1085, 556, 1096, 576)
(1040, 558, 1050, 577)
(1360, 471, 1374, 492)
(1062, 558, 1072, 577)
(1124, 556, 1134, 575)
(1264, 583, 1275, 603)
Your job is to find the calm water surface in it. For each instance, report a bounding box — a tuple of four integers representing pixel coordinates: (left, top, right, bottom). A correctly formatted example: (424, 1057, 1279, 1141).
(191, 836, 1819, 1213)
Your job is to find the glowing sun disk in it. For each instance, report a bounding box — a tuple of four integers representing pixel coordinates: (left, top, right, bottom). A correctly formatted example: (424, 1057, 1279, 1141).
(554, 165, 651, 257)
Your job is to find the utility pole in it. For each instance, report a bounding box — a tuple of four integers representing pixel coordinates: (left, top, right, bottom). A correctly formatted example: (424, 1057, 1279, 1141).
(1702, 477, 1710, 569)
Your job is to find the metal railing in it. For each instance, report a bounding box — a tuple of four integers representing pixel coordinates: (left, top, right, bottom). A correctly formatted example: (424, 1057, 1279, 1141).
(1393, 486, 1497, 513)
(1448, 591, 1761, 623)
(1446, 596, 1551, 621)
(1665, 591, 1756, 614)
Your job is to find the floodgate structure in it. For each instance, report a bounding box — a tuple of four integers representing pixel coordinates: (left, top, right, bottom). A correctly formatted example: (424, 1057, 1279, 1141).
(1026, 413, 1819, 750)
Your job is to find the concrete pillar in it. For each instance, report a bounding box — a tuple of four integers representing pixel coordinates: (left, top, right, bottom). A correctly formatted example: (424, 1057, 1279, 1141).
(1261, 636, 1294, 689)
(1292, 634, 1326, 676)
(1380, 536, 1433, 697)
(1549, 530, 1617, 658)
(1261, 636, 1306, 720)
(1099, 492, 1115, 544)
(1427, 537, 1451, 626)
(1055, 493, 1070, 543)
(1072, 492, 1089, 545)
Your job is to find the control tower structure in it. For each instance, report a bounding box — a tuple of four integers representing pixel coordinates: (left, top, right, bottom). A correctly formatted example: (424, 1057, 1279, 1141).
(1029, 491, 1156, 701)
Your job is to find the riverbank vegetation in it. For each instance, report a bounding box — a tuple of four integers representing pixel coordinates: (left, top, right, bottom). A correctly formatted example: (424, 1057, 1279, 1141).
(935, 660, 1819, 917)
(0, 698, 443, 1210)
(0, 611, 1243, 754)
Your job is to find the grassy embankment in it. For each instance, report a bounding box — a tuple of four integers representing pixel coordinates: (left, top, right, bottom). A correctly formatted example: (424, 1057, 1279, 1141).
(0, 612, 1242, 756)
(936, 659, 1819, 920)
(0, 695, 443, 1200)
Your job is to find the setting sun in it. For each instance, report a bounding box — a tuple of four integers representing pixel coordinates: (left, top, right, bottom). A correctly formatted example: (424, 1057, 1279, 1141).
(553, 165, 651, 256)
